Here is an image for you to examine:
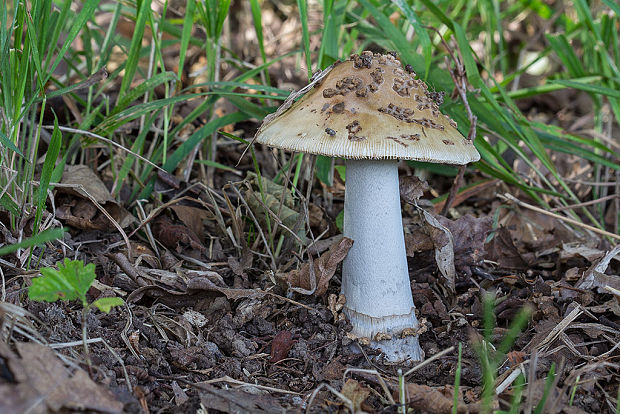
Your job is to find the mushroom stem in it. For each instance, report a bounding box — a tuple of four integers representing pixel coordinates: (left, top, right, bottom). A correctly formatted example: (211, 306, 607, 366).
(342, 159, 423, 362)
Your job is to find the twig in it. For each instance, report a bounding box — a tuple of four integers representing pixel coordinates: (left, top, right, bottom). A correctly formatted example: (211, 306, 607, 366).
(441, 165, 467, 216)
(501, 193, 620, 240)
(403, 345, 455, 377)
(199, 375, 300, 395)
(263, 290, 316, 312)
(306, 383, 353, 414)
(43, 125, 166, 174)
(550, 194, 619, 211)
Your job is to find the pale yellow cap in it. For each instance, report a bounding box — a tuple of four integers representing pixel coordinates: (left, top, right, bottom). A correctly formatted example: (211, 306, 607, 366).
(255, 52, 480, 165)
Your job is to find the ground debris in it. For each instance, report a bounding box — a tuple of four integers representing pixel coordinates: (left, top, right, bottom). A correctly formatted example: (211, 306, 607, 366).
(278, 236, 353, 295)
(198, 383, 286, 413)
(0, 341, 123, 413)
(395, 383, 481, 414)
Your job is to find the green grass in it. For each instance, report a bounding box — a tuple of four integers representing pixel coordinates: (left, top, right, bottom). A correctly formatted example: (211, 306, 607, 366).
(476, 293, 532, 412)
(1, 0, 617, 240)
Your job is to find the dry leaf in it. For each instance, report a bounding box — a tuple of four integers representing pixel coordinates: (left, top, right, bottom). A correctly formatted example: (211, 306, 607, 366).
(270, 331, 295, 363)
(170, 204, 210, 241)
(62, 164, 115, 203)
(341, 379, 370, 413)
(438, 215, 492, 272)
(577, 244, 620, 293)
(421, 210, 456, 293)
(399, 175, 428, 204)
(560, 242, 606, 262)
(3, 342, 124, 413)
(151, 214, 206, 253)
(485, 227, 530, 269)
(280, 237, 353, 295)
(57, 165, 135, 230)
(171, 381, 189, 406)
(395, 383, 481, 414)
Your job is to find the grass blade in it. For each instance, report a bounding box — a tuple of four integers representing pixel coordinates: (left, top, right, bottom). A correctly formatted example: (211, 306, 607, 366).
(0, 228, 65, 256)
(45, 0, 100, 85)
(117, 0, 150, 102)
(33, 114, 62, 236)
(297, 0, 312, 78)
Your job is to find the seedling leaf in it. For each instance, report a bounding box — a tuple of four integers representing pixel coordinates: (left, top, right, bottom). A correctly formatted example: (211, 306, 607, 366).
(28, 259, 96, 306)
(92, 297, 124, 313)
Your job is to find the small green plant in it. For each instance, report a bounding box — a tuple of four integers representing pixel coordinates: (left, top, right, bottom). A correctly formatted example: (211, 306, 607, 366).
(29, 258, 122, 312)
(28, 258, 124, 371)
(475, 293, 532, 413)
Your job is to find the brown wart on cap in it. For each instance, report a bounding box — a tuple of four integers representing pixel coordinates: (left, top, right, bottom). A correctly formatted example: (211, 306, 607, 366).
(386, 136, 408, 147)
(352, 52, 373, 69)
(413, 117, 444, 130)
(346, 121, 366, 141)
(323, 88, 340, 98)
(393, 76, 416, 97)
(427, 90, 445, 106)
(332, 102, 345, 113)
(378, 104, 415, 123)
(355, 87, 369, 98)
(401, 133, 421, 141)
(369, 68, 384, 85)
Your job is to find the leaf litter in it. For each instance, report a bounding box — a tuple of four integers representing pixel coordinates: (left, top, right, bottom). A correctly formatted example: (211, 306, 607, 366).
(3, 164, 616, 414)
(2, 155, 618, 413)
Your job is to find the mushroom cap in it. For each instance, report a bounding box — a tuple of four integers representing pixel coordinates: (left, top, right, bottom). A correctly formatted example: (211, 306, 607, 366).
(255, 52, 480, 165)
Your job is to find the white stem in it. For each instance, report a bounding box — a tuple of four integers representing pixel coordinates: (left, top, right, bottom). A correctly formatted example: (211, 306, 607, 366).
(342, 159, 422, 362)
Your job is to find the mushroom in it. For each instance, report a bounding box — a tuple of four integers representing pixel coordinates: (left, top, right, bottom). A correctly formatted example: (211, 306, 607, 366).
(254, 51, 480, 362)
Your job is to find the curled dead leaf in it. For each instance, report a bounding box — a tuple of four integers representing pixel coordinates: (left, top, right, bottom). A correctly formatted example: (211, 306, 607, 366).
(394, 383, 481, 414)
(421, 210, 456, 293)
(341, 379, 370, 413)
(270, 331, 295, 363)
(279, 237, 353, 296)
(56, 165, 135, 230)
(151, 215, 206, 253)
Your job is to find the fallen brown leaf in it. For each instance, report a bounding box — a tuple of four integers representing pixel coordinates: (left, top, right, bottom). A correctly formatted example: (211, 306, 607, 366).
(270, 331, 295, 363)
(576, 244, 620, 293)
(151, 214, 206, 253)
(0, 341, 124, 413)
(485, 227, 530, 269)
(399, 175, 429, 204)
(57, 164, 135, 230)
(280, 237, 353, 295)
(421, 210, 456, 293)
(341, 379, 370, 413)
(438, 215, 492, 273)
(170, 204, 210, 241)
(395, 383, 481, 414)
